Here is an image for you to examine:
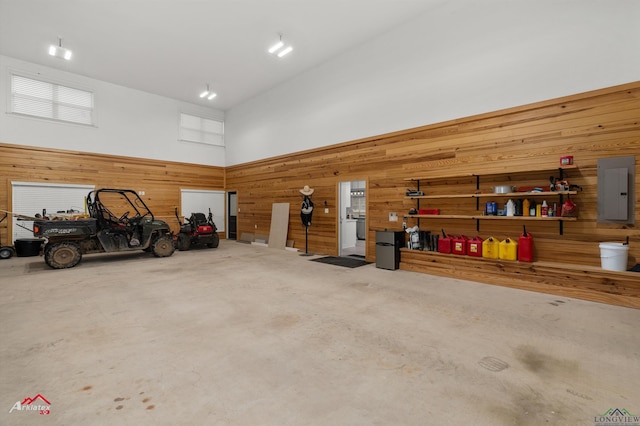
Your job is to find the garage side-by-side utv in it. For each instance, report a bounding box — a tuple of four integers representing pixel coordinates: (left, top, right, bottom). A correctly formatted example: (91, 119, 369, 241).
(34, 189, 175, 269)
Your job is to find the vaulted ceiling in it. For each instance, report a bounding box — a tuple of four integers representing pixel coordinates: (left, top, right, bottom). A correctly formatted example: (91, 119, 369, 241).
(0, 0, 446, 110)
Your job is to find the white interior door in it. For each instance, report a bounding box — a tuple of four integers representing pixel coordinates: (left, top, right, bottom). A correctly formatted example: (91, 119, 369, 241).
(338, 182, 348, 256)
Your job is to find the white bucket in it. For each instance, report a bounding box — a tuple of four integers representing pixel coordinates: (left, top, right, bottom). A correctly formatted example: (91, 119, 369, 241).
(599, 242, 629, 272)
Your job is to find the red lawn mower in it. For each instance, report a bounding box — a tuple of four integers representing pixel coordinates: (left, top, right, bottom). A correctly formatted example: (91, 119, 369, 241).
(174, 208, 219, 251)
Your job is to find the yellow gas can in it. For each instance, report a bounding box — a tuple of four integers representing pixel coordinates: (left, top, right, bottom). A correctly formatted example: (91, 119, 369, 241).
(499, 238, 518, 261)
(482, 237, 499, 259)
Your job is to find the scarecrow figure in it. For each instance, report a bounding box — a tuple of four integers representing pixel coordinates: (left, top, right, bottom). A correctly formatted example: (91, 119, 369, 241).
(300, 185, 314, 226)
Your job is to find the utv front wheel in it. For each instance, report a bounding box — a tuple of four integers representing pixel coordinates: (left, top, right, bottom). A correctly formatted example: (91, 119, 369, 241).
(152, 235, 175, 258)
(45, 242, 82, 269)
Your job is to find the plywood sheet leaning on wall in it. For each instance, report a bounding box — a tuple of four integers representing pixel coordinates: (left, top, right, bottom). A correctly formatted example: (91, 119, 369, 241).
(268, 203, 290, 250)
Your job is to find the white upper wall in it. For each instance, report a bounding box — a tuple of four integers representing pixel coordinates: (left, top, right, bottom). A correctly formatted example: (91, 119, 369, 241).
(0, 55, 225, 167)
(224, 1, 640, 166)
(1, 2, 638, 169)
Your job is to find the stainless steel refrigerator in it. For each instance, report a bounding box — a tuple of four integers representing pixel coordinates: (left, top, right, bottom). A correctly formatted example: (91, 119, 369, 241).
(375, 230, 405, 270)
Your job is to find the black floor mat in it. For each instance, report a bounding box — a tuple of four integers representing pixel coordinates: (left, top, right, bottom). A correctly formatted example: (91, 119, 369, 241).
(310, 256, 369, 268)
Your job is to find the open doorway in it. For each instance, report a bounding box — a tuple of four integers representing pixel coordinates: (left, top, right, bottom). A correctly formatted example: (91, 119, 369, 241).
(227, 191, 237, 240)
(338, 180, 366, 257)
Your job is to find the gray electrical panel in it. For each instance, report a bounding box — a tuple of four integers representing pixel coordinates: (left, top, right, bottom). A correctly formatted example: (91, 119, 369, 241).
(597, 156, 635, 224)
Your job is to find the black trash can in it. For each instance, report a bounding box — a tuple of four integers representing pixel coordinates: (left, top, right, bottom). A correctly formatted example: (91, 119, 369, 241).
(14, 238, 45, 257)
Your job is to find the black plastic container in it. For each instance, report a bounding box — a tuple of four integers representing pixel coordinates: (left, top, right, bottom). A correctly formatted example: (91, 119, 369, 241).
(14, 238, 45, 257)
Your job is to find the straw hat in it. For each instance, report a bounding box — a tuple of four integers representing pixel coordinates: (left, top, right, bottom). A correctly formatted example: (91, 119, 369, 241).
(300, 185, 314, 196)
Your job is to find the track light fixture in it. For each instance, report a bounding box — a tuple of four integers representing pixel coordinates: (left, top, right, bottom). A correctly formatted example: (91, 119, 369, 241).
(277, 46, 293, 58)
(48, 37, 72, 60)
(268, 34, 293, 58)
(268, 39, 284, 54)
(199, 84, 217, 100)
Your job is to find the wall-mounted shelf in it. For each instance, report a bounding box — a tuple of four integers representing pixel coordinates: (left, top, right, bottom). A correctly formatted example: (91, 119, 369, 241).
(404, 167, 579, 235)
(404, 214, 577, 221)
(406, 190, 578, 200)
(403, 165, 577, 183)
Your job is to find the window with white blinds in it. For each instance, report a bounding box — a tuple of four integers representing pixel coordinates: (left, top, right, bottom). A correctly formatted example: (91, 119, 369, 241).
(179, 113, 224, 146)
(10, 74, 94, 125)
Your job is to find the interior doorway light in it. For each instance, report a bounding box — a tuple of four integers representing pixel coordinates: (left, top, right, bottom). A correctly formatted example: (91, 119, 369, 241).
(199, 84, 217, 100)
(48, 37, 72, 60)
(268, 34, 293, 58)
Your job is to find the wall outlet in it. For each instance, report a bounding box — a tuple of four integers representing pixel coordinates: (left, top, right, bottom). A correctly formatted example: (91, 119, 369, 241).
(325, 208, 329, 213)
(389, 212, 398, 222)
(138, 191, 145, 196)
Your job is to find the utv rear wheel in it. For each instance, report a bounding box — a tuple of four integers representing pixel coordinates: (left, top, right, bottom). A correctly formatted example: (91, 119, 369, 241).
(45, 242, 82, 269)
(206, 233, 220, 248)
(177, 233, 191, 251)
(152, 235, 175, 257)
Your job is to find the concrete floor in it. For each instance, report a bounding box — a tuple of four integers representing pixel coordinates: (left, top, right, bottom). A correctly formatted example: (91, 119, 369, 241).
(341, 239, 365, 257)
(1, 240, 639, 426)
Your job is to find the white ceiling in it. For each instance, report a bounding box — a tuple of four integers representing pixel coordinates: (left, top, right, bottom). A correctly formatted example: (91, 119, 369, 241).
(0, 0, 446, 111)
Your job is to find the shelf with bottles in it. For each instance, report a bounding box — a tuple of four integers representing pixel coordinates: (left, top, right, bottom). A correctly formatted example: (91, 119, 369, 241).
(404, 214, 576, 221)
(402, 165, 579, 234)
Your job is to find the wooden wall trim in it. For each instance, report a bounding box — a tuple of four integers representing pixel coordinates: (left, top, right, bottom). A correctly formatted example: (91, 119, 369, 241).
(0, 143, 225, 240)
(227, 81, 640, 171)
(400, 249, 640, 309)
(1, 81, 639, 308)
(226, 81, 640, 308)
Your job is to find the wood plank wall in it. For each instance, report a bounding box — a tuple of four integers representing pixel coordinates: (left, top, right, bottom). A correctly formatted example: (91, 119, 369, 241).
(0, 144, 225, 239)
(1, 82, 638, 307)
(226, 81, 640, 307)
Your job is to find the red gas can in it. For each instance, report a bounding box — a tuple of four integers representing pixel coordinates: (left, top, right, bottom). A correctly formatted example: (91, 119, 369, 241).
(453, 235, 469, 255)
(438, 229, 453, 254)
(518, 226, 534, 262)
(467, 236, 484, 257)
